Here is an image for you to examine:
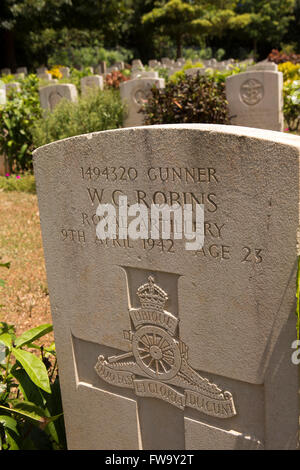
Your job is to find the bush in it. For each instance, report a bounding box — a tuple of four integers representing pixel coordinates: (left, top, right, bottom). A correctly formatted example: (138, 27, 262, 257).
(0, 75, 42, 172)
(32, 89, 125, 148)
(268, 49, 300, 64)
(105, 71, 129, 89)
(142, 74, 229, 125)
(0, 322, 66, 450)
(278, 62, 300, 81)
(0, 174, 36, 194)
(283, 80, 300, 131)
(48, 43, 133, 69)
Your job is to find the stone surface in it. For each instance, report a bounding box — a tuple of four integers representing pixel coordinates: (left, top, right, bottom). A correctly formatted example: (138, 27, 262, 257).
(131, 71, 159, 80)
(60, 67, 70, 78)
(0, 81, 6, 105)
(185, 68, 205, 77)
(120, 78, 165, 127)
(33, 124, 300, 450)
(248, 62, 278, 72)
(0, 68, 11, 76)
(80, 75, 104, 96)
(39, 84, 78, 111)
(16, 67, 28, 75)
(226, 70, 284, 131)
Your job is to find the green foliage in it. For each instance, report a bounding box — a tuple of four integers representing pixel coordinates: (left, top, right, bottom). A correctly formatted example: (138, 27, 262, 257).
(32, 89, 125, 148)
(283, 80, 300, 131)
(237, 0, 296, 55)
(0, 74, 42, 172)
(142, 74, 229, 125)
(278, 61, 300, 81)
(48, 42, 133, 69)
(0, 321, 66, 450)
(169, 60, 204, 83)
(0, 174, 36, 194)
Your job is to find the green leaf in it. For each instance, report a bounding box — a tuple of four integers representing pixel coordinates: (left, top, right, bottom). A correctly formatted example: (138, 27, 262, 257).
(15, 324, 53, 348)
(10, 367, 44, 408)
(0, 415, 19, 435)
(0, 279, 5, 288)
(0, 333, 12, 350)
(12, 348, 51, 393)
(0, 401, 45, 423)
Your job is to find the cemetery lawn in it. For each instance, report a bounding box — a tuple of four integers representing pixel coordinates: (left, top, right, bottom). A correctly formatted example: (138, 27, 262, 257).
(0, 191, 53, 345)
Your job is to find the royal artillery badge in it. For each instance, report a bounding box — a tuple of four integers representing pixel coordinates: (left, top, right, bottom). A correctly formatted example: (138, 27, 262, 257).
(95, 276, 236, 418)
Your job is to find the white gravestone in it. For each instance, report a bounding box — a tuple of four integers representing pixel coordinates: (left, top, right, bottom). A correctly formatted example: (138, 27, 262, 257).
(80, 75, 104, 96)
(120, 78, 165, 127)
(226, 70, 284, 131)
(33, 124, 299, 450)
(39, 84, 78, 111)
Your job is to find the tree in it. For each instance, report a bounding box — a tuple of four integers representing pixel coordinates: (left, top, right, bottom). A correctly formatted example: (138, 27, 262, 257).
(0, 0, 71, 68)
(236, 0, 296, 57)
(142, 0, 251, 58)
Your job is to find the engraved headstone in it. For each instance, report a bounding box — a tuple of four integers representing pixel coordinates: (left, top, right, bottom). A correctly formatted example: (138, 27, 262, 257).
(39, 84, 78, 111)
(33, 124, 299, 450)
(120, 77, 165, 127)
(226, 70, 284, 131)
(80, 75, 104, 96)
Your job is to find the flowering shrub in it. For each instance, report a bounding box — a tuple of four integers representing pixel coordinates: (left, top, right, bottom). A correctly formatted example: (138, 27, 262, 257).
(268, 49, 300, 64)
(48, 66, 62, 80)
(105, 70, 129, 89)
(278, 62, 300, 82)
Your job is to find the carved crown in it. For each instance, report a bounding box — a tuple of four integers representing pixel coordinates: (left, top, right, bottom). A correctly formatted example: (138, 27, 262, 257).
(137, 276, 168, 311)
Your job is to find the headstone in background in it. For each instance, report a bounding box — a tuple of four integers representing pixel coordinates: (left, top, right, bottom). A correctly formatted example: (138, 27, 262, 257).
(120, 77, 165, 127)
(33, 124, 299, 450)
(16, 67, 28, 75)
(1, 68, 11, 76)
(185, 68, 206, 77)
(37, 71, 53, 81)
(131, 59, 144, 73)
(226, 70, 284, 131)
(0, 80, 6, 105)
(36, 66, 48, 75)
(148, 60, 159, 68)
(39, 84, 78, 111)
(131, 71, 159, 80)
(60, 67, 70, 78)
(80, 75, 104, 96)
(248, 62, 278, 72)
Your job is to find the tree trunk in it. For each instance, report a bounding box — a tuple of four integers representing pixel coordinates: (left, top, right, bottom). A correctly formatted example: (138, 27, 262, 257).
(176, 36, 182, 59)
(2, 30, 17, 70)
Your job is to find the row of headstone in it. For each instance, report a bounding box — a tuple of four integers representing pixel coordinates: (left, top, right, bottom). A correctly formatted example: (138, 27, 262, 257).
(39, 76, 105, 111)
(33, 123, 300, 449)
(0, 67, 28, 76)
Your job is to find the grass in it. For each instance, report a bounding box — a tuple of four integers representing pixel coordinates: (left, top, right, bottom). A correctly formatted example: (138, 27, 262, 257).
(0, 174, 36, 193)
(0, 191, 52, 344)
